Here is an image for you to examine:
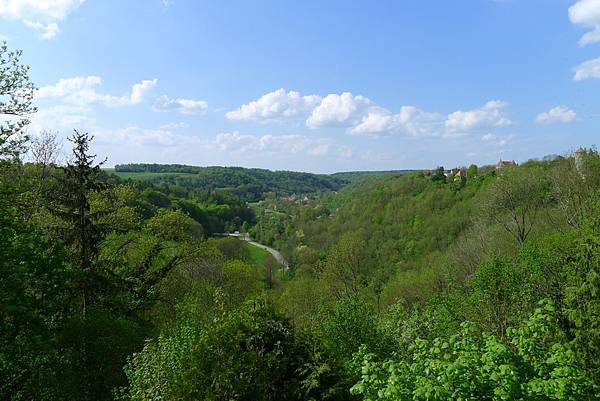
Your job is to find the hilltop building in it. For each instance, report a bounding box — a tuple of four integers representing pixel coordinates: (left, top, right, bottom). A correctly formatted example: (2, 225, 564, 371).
(496, 160, 517, 170)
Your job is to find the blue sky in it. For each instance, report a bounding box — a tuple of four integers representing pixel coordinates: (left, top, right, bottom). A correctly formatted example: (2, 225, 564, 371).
(1, 0, 599, 173)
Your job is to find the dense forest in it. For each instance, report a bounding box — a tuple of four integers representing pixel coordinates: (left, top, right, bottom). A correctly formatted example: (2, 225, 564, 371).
(2, 43, 600, 400)
(111, 163, 348, 202)
(329, 170, 417, 183)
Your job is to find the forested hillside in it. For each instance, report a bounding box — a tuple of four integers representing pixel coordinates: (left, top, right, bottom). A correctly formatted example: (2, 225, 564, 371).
(330, 169, 416, 183)
(2, 42, 600, 400)
(110, 163, 348, 201)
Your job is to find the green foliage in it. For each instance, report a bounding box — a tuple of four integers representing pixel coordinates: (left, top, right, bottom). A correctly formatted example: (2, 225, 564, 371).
(54, 130, 106, 272)
(316, 297, 388, 365)
(552, 148, 600, 228)
(89, 184, 142, 233)
(469, 257, 525, 336)
(479, 166, 551, 244)
(351, 301, 598, 401)
(0, 42, 37, 158)
(467, 164, 478, 178)
(562, 224, 600, 382)
(0, 199, 70, 400)
(60, 307, 148, 400)
(121, 298, 310, 401)
(330, 170, 415, 183)
(144, 208, 204, 242)
(323, 232, 371, 299)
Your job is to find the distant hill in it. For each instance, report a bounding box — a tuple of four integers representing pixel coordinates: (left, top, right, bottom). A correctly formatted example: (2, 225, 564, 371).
(108, 164, 348, 201)
(330, 169, 417, 183)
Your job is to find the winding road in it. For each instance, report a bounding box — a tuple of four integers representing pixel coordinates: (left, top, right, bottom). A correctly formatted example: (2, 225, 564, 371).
(217, 232, 290, 270)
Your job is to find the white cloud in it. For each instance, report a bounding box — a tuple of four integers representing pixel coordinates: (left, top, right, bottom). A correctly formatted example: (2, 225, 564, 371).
(573, 57, 600, 80)
(569, 0, 600, 46)
(536, 106, 577, 124)
(28, 104, 94, 134)
(306, 92, 372, 128)
(100, 126, 200, 147)
(130, 79, 159, 105)
(0, 0, 85, 39)
(481, 133, 513, 147)
(208, 132, 335, 157)
(159, 122, 188, 129)
(23, 20, 58, 39)
(36, 75, 100, 99)
(226, 89, 321, 123)
(29, 106, 200, 148)
(154, 95, 208, 115)
(0, 0, 84, 20)
(228, 88, 513, 139)
(350, 105, 442, 137)
(445, 100, 511, 132)
(36, 76, 157, 106)
(481, 133, 496, 142)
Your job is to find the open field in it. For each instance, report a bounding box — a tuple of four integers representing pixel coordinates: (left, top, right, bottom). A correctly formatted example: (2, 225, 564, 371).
(243, 241, 268, 269)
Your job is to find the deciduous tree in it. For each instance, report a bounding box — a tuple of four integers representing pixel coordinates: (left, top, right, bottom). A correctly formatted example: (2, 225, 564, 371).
(0, 42, 36, 159)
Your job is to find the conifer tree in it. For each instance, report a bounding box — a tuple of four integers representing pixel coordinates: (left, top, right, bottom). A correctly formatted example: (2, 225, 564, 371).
(58, 130, 106, 317)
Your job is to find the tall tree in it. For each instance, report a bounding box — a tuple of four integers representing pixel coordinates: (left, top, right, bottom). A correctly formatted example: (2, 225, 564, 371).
(264, 254, 277, 289)
(0, 42, 36, 159)
(57, 130, 106, 317)
(480, 167, 549, 244)
(552, 148, 600, 228)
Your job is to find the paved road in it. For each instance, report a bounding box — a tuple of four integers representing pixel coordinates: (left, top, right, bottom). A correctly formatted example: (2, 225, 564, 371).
(246, 240, 289, 270)
(216, 233, 290, 270)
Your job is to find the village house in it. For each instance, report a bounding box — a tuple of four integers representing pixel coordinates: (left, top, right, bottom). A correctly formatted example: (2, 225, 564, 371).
(443, 167, 466, 178)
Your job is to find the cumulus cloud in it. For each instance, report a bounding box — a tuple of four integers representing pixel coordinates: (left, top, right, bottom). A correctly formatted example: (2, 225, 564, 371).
(130, 80, 159, 105)
(306, 92, 372, 128)
(154, 95, 208, 115)
(445, 100, 511, 133)
(36, 76, 158, 106)
(307, 92, 441, 137)
(226, 89, 321, 123)
(351, 106, 442, 137)
(228, 89, 514, 139)
(569, 0, 600, 46)
(573, 57, 600, 80)
(0, 0, 85, 39)
(536, 106, 577, 124)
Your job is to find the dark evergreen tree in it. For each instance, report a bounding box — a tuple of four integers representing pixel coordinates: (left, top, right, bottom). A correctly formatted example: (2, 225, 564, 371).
(57, 130, 106, 318)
